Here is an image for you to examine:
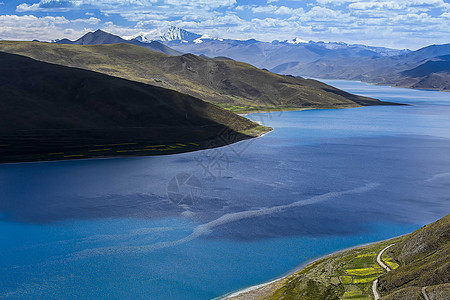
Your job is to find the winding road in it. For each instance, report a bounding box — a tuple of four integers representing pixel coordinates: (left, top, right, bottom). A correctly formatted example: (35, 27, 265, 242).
(372, 244, 395, 300)
(372, 244, 430, 300)
(422, 286, 430, 300)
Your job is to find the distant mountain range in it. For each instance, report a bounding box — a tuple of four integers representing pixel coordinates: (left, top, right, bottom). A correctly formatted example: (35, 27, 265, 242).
(151, 26, 450, 92)
(293, 44, 450, 91)
(158, 28, 409, 71)
(49, 28, 450, 91)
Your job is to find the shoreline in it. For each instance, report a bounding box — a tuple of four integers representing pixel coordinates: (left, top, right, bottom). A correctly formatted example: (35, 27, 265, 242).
(0, 124, 272, 166)
(309, 77, 449, 94)
(0, 103, 372, 166)
(236, 105, 364, 117)
(218, 234, 408, 299)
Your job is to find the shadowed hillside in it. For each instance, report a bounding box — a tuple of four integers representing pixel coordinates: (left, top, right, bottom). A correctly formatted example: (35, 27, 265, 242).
(0, 41, 396, 113)
(0, 52, 270, 164)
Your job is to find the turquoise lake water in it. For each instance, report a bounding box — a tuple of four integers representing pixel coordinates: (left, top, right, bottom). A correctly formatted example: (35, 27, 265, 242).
(1, 80, 449, 299)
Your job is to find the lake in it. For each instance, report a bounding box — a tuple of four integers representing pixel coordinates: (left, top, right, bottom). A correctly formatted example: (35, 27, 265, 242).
(1, 80, 449, 299)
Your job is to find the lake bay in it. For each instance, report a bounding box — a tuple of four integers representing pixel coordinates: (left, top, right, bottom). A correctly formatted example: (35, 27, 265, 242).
(1, 80, 449, 299)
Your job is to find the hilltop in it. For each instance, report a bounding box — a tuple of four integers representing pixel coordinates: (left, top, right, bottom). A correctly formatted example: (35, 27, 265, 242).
(0, 52, 269, 164)
(0, 41, 396, 113)
(227, 214, 449, 300)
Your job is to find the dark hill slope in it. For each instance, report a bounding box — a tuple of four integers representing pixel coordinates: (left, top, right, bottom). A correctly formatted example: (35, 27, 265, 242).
(56, 29, 182, 56)
(0, 52, 269, 163)
(401, 59, 450, 78)
(396, 55, 450, 91)
(0, 42, 394, 113)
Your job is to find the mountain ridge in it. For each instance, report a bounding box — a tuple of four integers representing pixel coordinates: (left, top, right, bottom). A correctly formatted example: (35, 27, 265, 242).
(291, 43, 450, 91)
(154, 27, 410, 70)
(0, 41, 397, 114)
(54, 29, 182, 56)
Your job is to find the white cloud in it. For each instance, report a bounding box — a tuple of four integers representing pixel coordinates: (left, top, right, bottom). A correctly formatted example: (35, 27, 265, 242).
(16, 0, 237, 12)
(6, 0, 450, 49)
(16, 3, 40, 12)
(251, 5, 304, 15)
(71, 17, 100, 24)
(17, 0, 77, 12)
(0, 14, 94, 41)
(348, 0, 450, 10)
(316, 0, 357, 5)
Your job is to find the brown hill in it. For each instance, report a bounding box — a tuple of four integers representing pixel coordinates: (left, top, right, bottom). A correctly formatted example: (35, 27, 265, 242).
(0, 41, 396, 113)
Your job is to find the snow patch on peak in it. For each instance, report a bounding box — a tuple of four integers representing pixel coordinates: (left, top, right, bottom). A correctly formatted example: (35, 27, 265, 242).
(160, 26, 201, 42)
(194, 34, 213, 44)
(286, 38, 308, 44)
(132, 35, 148, 43)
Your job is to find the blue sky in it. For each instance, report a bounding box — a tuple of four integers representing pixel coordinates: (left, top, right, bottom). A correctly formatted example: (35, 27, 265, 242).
(0, 0, 449, 49)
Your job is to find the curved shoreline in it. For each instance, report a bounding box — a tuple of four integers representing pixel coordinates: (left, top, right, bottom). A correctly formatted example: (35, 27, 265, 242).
(218, 234, 408, 299)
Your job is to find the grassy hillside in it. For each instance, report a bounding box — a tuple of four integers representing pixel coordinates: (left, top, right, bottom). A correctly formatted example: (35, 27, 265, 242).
(378, 215, 450, 299)
(228, 215, 449, 300)
(0, 41, 394, 113)
(0, 52, 270, 164)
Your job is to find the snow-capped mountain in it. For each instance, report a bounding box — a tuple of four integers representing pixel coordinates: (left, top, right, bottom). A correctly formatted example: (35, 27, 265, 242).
(158, 27, 410, 72)
(132, 35, 148, 43)
(285, 38, 308, 44)
(160, 26, 201, 43)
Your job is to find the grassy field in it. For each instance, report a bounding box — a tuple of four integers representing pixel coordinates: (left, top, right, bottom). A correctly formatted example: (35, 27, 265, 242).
(263, 239, 397, 300)
(226, 238, 399, 300)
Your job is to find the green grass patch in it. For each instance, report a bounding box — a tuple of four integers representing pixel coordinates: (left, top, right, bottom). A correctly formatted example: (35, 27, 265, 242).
(340, 276, 353, 284)
(382, 253, 400, 270)
(346, 267, 380, 276)
(386, 260, 399, 269)
(353, 276, 379, 284)
(356, 253, 376, 258)
(342, 285, 365, 299)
